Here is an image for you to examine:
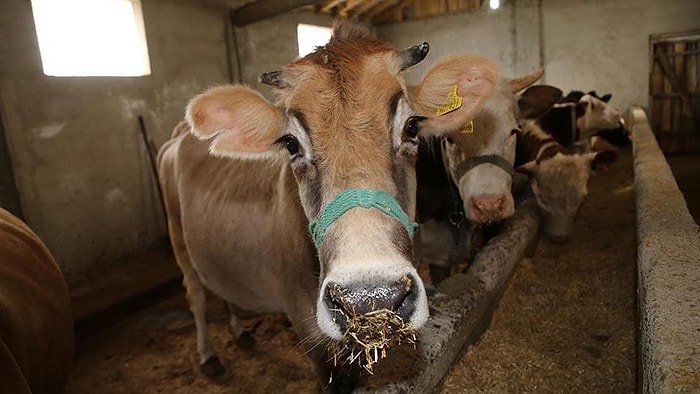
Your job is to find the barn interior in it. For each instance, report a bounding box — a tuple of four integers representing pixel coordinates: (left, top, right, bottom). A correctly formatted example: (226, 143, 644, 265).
(1, 0, 699, 392)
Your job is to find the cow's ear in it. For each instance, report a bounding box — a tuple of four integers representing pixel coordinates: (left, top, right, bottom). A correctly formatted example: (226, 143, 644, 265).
(601, 93, 612, 103)
(411, 54, 498, 136)
(589, 150, 617, 172)
(515, 160, 538, 178)
(518, 85, 563, 119)
(186, 85, 285, 159)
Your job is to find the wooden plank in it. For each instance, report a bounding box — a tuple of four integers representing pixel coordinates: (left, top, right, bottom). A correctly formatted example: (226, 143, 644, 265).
(650, 44, 664, 132)
(659, 44, 672, 135)
(349, 0, 383, 18)
(232, 0, 325, 26)
(366, 0, 400, 19)
(322, 0, 346, 13)
(658, 44, 698, 130)
(373, 0, 417, 24)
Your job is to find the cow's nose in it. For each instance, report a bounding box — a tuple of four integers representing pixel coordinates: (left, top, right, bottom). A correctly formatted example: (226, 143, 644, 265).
(470, 195, 506, 221)
(326, 276, 413, 328)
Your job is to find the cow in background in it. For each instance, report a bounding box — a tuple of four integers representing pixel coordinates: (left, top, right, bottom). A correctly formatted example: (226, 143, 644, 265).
(158, 21, 499, 392)
(0, 207, 74, 394)
(416, 69, 560, 279)
(537, 90, 625, 151)
(514, 120, 617, 242)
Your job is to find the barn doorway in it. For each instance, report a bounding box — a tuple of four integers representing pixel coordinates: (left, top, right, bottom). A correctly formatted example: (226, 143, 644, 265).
(0, 104, 23, 218)
(649, 30, 700, 153)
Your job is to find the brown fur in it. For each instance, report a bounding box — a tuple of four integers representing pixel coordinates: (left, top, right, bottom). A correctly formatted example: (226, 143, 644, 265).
(160, 19, 499, 390)
(0, 208, 74, 393)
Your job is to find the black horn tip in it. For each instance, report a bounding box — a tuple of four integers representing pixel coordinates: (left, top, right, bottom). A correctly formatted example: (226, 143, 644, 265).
(417, 42, 430, 56)
(400, 42, 431, 70)
(258, 70, 285, 87)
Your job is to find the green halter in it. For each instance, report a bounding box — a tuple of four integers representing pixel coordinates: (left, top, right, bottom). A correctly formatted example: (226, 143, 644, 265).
(308, 188, 419, 251)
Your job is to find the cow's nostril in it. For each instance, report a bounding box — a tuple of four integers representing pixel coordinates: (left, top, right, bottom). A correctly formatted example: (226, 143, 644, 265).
(327, 276, 412, 319)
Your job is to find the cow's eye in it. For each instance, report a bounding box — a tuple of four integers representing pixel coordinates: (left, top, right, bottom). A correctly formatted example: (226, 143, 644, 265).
(404, 116, 424, 139)
(277, 135, 300, 156)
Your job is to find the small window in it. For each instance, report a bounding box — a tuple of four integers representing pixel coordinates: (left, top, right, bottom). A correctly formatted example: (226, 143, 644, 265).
(31, 0, 151, 77)
(297, 23, 332, 58)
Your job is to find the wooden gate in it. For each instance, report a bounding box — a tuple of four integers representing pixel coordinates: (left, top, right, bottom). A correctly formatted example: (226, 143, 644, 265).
(649, 30, 700, 153)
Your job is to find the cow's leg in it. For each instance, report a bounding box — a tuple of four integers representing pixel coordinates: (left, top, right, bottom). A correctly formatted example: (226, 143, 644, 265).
(224, 302, 255, 350)
(181, 271, 224, 376)
(159, 178, 224, 376)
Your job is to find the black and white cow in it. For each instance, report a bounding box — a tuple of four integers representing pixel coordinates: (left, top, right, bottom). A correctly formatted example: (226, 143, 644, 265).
(535, 90, 625, 151)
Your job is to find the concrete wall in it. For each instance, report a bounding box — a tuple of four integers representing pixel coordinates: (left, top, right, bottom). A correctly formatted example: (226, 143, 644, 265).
(376, 0, 541, 87)
(0, 0, 233, 284)
(233, 9, 335, 98)
(1, 0, 697, 291)
(0, 0, 334, 287)
(377, 0, 700, 112)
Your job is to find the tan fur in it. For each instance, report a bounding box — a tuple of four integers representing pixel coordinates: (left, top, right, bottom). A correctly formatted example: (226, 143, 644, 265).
(0, 208, 74, 394)
(412, 54, 499, 134)
(158, 19, 500, 389)
(507, 67, 544, 92)
(187, 85, 285, 155)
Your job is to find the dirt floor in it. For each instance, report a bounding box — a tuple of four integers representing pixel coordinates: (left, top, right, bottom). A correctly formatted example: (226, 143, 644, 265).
(66, 148, 639, 393)
(443, 148, 637, 392)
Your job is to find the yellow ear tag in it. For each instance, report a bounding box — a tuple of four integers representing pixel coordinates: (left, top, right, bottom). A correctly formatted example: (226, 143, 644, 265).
(435, 85, 463, 116)
(461, 119, 474, 134)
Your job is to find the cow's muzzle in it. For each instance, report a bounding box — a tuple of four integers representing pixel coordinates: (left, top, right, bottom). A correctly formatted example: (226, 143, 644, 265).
(325, 275, 417, 331)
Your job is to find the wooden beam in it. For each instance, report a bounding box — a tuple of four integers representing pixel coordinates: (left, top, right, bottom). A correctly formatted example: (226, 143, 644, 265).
(321, 0, 346, 13)
(365, 0, 400, 19)
(349, 0, 383, 19)
(231, 0, 325, 27)
(373, 0, 417, 24)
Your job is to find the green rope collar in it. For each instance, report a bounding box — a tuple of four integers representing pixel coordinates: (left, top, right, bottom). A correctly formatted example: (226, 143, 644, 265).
(308, 188, 419, 250)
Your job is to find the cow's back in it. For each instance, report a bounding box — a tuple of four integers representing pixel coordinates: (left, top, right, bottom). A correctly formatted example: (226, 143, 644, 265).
(157, 122, 317, 314)
(537, 104, 577, 148)
(0, 208, 74, 394)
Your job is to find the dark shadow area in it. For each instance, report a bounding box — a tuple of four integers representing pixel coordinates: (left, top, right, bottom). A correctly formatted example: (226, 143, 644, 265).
(665, 153, 700, 224)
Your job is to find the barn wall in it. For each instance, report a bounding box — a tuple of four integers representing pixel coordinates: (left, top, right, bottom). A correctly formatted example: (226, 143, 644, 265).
(232, 10, 335, 98)
(0, 0, 232, 284)
(542, 0, 700, 113)
(376, 0, 541, 87)
(377, 0, 700, 112)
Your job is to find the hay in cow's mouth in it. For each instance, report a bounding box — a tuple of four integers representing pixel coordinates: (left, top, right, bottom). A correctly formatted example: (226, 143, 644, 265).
(330, 307, 417, 374)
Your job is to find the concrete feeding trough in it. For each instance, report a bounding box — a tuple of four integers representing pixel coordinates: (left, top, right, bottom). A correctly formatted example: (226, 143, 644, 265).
(630, 106, 700, 392)
(356, 198, 541, 392)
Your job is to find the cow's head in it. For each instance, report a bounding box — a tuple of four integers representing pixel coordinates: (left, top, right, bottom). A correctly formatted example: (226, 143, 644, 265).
(576, 92, 623, 133)
(184, 22, 497, 341)
(517, 122, 617, 242)
(441, 70, 561, 224)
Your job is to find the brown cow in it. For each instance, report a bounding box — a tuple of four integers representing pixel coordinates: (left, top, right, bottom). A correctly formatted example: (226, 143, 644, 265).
(0, 207, 74, 393)
(514, 120, 617, 242)
(158, 21, 498, 391)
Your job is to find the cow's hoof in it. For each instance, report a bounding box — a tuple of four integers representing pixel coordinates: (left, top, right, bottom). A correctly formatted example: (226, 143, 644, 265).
(200, 356, 225, 377)
(236, 331, 255, 350)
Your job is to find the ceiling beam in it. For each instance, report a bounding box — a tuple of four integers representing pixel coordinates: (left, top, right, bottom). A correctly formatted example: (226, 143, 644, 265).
(231, 0, 326, 27)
